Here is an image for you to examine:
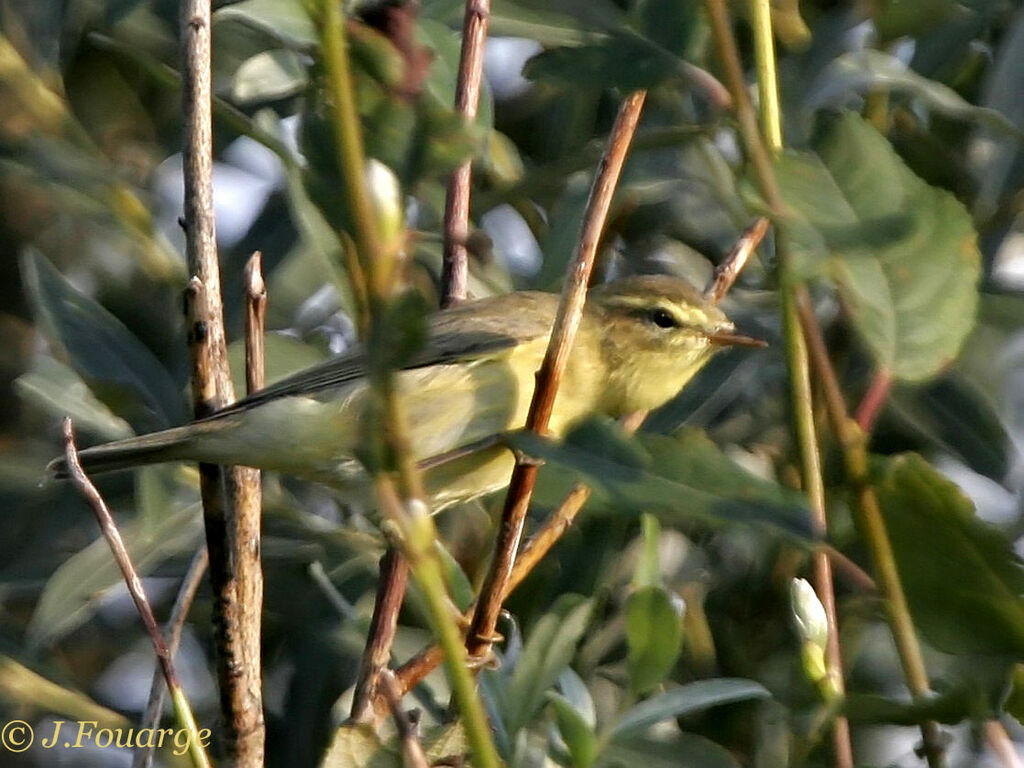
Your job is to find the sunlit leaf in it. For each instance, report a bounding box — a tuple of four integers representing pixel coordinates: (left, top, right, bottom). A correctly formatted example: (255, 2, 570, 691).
(231, 49, 307, 105)
(626, 585, 683, 694)
(610, 679, 770, 738)
(771, 112, 981, 381)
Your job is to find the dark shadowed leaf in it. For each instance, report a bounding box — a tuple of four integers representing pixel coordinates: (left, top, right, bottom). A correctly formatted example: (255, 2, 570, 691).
(599, 733, 742, 768)
(213, 0, 317, 50)
(514, 417, 813, 539)
(770, 112, 981, 381)
(22, 252, 186, 432)
(876, 453, 1024, 654)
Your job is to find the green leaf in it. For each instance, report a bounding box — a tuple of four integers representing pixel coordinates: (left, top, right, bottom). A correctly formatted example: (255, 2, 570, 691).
(626, 586, 683, 694)
(21, 252, 186, 432)
(804, 51, 1023, 138)
(771, 111, 981, 381)
(227, 333, 328, 395)
(610, 679, 770, 739)
(548, 692, 598, 768)
(634, 514, 661, 589)
(26, 493, 202, 649)
(434, 540, 474, 612)
(503, 594, 593, 734)
(523, 32, 679, 91)
(876, 453, 1024, 654)
(320, 723, 400, 768)
(230, 49, 307, 105)
(213, 0, 317, 50)
(599, 733, 742, 768)
(514, 418, 813, 540)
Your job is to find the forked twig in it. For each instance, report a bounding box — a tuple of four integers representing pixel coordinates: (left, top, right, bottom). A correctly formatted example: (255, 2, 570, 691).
(63, 420, 211, 768)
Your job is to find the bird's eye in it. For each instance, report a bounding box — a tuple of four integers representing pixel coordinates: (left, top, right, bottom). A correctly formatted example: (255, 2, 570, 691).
(648, 308, 679, 329)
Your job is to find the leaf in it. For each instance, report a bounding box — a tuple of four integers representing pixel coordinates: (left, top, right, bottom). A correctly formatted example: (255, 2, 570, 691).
(227, 333, 328, 395)
(610, 679, 770, 739)
(213, 0, 317, 50)
(524, 32, 680, 91)
(548, 692, 598, 768)
(886, 374, 1010, 482)
(231, 49, 307, 105)
(599, 733, 742, 768)
(514, 418, 813, 540)
(503, 594, 593, 734)
(771, 112, 981, 381)
(26, 495, 202, 649)
(803, 51, 1022, 138)
(875, 453, 1024, 654)
(21, 252, 186, 432)
(320, 723, 400, 768)
(626, 586, 683, 694)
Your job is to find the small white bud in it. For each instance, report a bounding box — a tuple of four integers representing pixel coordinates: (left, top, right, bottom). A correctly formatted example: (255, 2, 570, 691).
(790, 578, 828, 651)
(364, 159, 404, 246)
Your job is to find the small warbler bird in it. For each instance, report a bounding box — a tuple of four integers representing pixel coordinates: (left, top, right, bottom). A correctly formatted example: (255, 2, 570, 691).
(49, 275, 763, 508)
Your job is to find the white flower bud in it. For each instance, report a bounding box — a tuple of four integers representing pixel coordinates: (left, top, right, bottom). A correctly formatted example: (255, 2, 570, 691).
(364, 159, 404, 246)
(790, 577, 828, 651)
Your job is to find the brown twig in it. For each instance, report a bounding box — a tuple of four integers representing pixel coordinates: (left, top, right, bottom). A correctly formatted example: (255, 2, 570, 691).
(351, 548, 409, 721)
(63, 420, 211, 768)
(464, 90, 647, 662)
(855, 368, 892, 433)
(181, 0, 264, 758)
(984, 721, 1024, 768)
(704, 217, 770, 303)
(134, 547, 209, 768)
(380, 671, 429, 768)
(441, 0, 491, 307)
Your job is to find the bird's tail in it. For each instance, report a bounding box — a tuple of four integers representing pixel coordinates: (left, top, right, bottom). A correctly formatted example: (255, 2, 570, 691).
(47, 424, 201, 479)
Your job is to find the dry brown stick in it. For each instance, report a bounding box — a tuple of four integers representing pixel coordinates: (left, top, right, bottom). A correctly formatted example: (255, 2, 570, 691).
(134, 547, 209, 768)
(441, 0, 491, 307)
(854, 368, 892, 433)
(63, 420, 212, 768)
(704, 217, 770, 303)
(351, 548, 409, 721)
(181, 1, 264, 758)
(464, 90, 647, 661)
(380, 671, 429, 768)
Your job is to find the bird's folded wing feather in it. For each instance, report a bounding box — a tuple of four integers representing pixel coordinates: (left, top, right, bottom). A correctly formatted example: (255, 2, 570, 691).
(211, 291, 558, 418)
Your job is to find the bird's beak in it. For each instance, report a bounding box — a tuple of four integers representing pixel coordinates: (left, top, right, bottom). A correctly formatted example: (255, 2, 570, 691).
(705, 329, 768, 348)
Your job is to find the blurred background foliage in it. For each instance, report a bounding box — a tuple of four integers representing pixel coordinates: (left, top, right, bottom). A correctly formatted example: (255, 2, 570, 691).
(0, 0, 1023, 766)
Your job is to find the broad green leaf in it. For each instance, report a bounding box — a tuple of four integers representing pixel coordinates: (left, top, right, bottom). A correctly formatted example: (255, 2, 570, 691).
(26, 496, 202, 649)
(548, 692, 598, 768)
(22, 252, 186, 432)
(516, 418, 813, 539)
(876, 453, 1024, 654)
(213, 0, 317, 50)
(503, 594, 593, 734)
(15, 356, 133, 442)
(771, 112, 981, 381)
(230, 49, 307, 105)
(626, 586, 683, 694)
(610, 679, 770, 739)
(523, 32, 681, 91)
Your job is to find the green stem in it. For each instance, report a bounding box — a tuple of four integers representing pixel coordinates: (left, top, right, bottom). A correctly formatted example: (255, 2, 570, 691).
(743, 2, 854, 766)
(317, 5, 501, 767)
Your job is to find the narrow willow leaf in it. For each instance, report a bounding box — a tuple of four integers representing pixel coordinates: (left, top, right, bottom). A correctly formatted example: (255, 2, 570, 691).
(610, 679, 770, 739)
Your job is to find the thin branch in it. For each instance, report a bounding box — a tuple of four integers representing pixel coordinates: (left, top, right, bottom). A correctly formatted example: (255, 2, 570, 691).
(380, 671, 429, 768)
(984, 721, 1024, 768)
(351, 549, 409, 722)
(710, 2, 853, 765)
(180, 0, 264, 758)
(134, 547, 209, 768)
(855, 368, 892, 433)
(704, 217, 771, 303)
(465, 90, 648, 662)
(441, 0, 491, 307)
(63, 420, 211, 768)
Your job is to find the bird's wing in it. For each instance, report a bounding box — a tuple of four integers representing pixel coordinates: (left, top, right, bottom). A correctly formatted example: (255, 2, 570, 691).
(212, 291, 557, 418)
